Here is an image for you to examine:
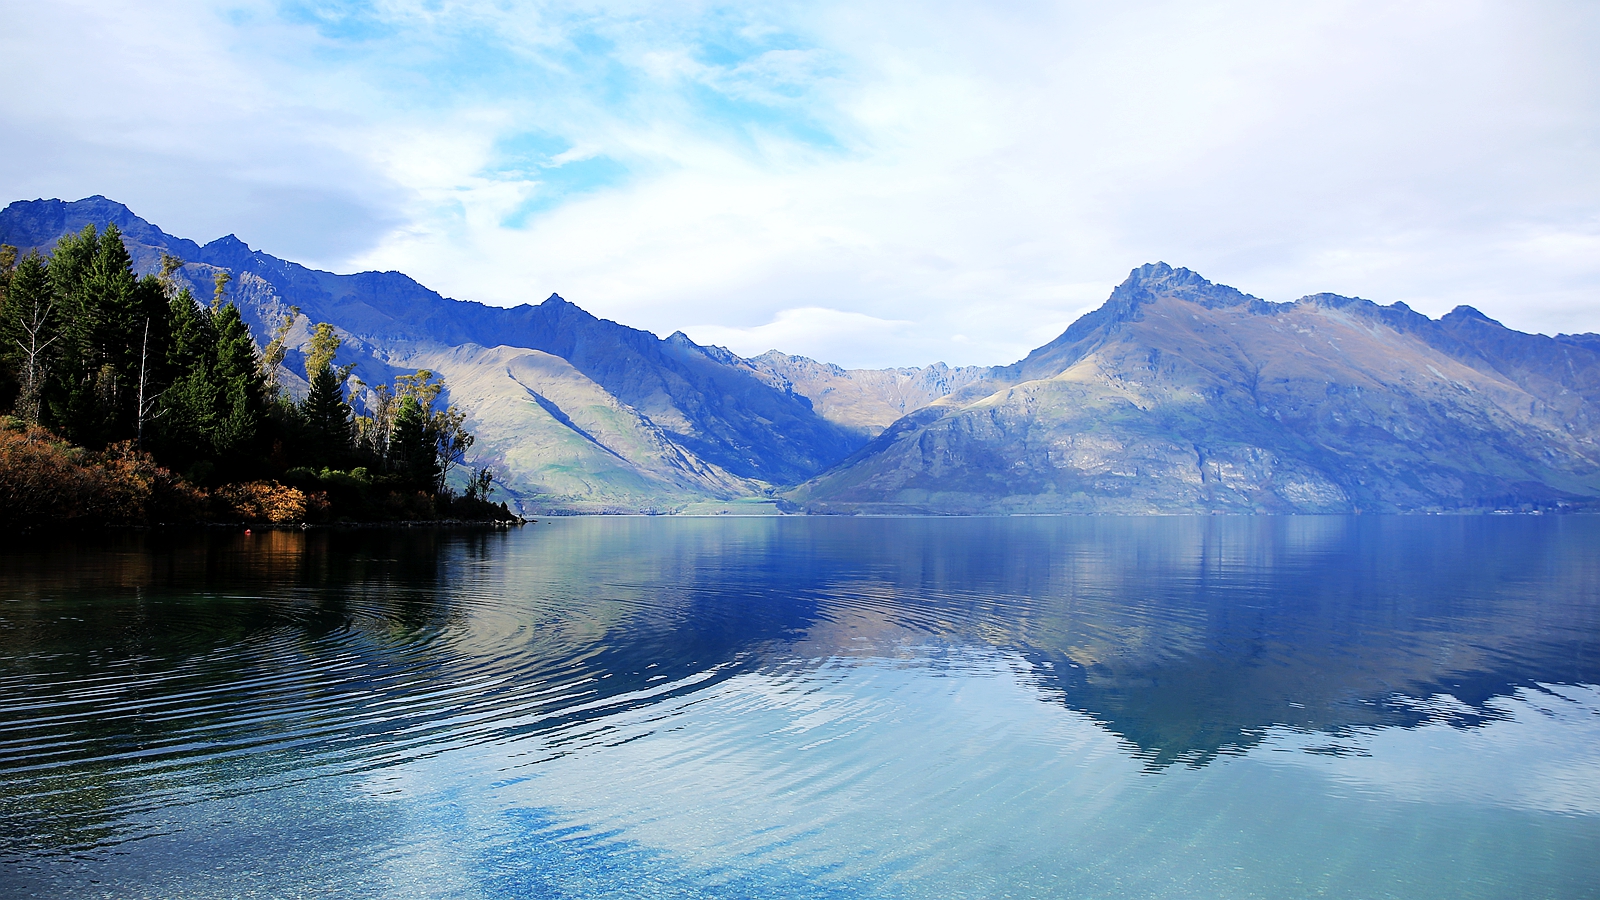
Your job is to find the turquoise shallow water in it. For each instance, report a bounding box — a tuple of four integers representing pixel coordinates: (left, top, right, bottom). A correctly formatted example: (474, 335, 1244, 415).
(1, 516, 1597, 898)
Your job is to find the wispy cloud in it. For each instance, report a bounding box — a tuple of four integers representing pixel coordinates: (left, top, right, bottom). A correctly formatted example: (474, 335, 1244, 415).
(685, 307, 912, 369)
(3, 1, 1598, 366)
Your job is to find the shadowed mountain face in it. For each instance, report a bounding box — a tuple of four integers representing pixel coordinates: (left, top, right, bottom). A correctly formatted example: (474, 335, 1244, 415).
(793, 263, 1600, 513)
(0, 197, 862, 512)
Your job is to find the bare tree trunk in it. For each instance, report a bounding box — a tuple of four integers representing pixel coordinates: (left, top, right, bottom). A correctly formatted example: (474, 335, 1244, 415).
(15, 295, 57, 424)
(136, 318, 150, 446)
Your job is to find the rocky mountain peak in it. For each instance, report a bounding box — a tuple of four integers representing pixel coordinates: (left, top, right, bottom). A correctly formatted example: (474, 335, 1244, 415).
(1443, 305, 1502, 327)
(194, 233, 270, 275)
(205, 234, 250, 250)
(0, 196, 201, 269)
(1111, 262, 1263, 312)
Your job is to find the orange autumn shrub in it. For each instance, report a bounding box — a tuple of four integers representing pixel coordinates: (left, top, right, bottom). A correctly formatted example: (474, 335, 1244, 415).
(93, 440, 207, 524)
(0, 419, 204, 530)
(210, 480, 329, 524)
(0, 420, 103, 528)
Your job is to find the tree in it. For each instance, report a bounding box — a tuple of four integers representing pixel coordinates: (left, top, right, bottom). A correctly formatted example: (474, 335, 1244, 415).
(0, 254, 56, 422)
(364, 367, 470, 493)
(0, 217, 491, 521)
(0, 244, 16, 410)
(431, 403, 473, 493)
(209, 303, 267, 462)
(354, 381, 393, 461)
(148, 288, 269, 480)
(387, 395, 439, 493)
(302, 365, 353, 468)
(299, 322, 353, 468)
(304, 322, 340, 376)
(465, 466, 495, 501)
(40, 225, 167, 447)
(259, 306, 298, 396)
(212, 270, 231, 310)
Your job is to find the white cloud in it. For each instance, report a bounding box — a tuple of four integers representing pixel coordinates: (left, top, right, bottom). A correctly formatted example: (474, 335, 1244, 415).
(4, 0, 1598, 367)
(0, 0, 409, 264)
(684, 306, 911, 367)
(1268, 685, 1600, 817)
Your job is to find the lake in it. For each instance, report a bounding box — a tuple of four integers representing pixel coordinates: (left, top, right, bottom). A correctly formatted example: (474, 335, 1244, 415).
(2, 516, 1598, 898)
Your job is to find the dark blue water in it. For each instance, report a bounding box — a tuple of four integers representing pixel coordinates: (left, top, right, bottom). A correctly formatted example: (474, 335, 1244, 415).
(2, 516, 1597, 898)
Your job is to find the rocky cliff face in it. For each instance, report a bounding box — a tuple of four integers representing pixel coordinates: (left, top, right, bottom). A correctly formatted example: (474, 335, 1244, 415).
(743, 351, 992, 438)
(791, 263, 1600, 513)
(0, 197, 861, 513)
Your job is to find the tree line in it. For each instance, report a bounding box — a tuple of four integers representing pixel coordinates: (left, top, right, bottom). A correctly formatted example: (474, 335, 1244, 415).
(0, 224, 502, 522)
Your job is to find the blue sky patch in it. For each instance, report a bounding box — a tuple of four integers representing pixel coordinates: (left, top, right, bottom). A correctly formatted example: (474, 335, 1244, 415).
(498, 153, 631, 228)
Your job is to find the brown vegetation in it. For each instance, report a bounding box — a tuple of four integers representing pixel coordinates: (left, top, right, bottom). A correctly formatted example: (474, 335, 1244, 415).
(0, 417, 205, 529)
(0, 418, 516, 532)
(0, 417, 314, 530)
(209, 481, 328, 525)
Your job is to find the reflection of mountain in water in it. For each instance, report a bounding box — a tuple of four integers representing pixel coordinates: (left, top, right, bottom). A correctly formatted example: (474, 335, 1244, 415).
(804, 517, 1600, 766)
(3, 517, 1597, 852)
(0, 525, 836, 853)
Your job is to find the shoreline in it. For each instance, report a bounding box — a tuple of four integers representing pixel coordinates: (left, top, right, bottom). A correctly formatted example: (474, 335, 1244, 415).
(4, 516, 529, 535)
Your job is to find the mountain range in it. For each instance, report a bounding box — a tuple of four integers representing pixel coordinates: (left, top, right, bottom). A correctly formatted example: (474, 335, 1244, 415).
(4, 196, 1598, 515)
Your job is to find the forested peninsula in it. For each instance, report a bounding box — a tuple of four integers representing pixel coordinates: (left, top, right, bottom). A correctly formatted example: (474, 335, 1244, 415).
(0, 224, 517, 531)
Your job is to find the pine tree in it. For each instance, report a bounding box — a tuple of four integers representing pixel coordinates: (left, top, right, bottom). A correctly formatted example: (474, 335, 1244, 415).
(151, 289, 219, 475)
(298, 322, 352, 469)
(0, 245, 16, 410)
(208, 303, 267, 465)
(0, 253, 54, 421)
(41, 225, 166, 446)
(388, 395, 439, 493)
(302, 364, 352, 468)
(149, 291, 268, 479)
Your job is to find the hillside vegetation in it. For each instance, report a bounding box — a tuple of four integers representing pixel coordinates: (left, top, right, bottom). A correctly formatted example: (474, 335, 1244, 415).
(0, 226, 515, 529)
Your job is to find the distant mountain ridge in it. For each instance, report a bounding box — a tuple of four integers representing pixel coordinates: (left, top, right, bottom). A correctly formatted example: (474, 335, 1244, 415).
(0, 197, 966, 513)
(5, 198, 1597, 514)
(744, 351, 991, 439)
(791, 263, 1600, 513)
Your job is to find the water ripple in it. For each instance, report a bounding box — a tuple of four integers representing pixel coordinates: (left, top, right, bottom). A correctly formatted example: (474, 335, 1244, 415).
(1, 518, 1597, 897)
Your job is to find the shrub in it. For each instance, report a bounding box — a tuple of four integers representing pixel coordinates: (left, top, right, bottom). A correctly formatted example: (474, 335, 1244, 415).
(0, 419, 205, 530)
(210, 481, 328, 524)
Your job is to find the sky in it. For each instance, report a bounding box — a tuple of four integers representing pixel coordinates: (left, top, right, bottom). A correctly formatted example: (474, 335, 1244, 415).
(2, 1, 1598, 368)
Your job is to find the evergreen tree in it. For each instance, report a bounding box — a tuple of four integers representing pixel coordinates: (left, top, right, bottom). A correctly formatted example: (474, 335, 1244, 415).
(298, 322, 352, 469)
(149, 290, 268, 480)
(0, 245, 15, 299)
(41, 225, 167, 446)
(0, 253, 54, 421)
(207, 303, 267, 464)
(0, 218, 488, 520)
(151, 289, 220, 476)
(388, 395, 439, 493)
(302, 364, 352, 468)
(0, 245, 15, 409)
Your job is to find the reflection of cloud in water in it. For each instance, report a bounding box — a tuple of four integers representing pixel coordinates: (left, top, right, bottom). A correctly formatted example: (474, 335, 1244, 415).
(1265, 684, 1600, 817)
(369, 651, 1599, 900)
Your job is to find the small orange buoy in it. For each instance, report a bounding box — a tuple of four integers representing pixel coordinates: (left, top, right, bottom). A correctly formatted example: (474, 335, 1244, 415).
(244, 529, 252, 535)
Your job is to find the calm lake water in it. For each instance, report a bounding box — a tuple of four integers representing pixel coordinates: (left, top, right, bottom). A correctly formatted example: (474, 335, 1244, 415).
(2, 516, 1598, 899)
